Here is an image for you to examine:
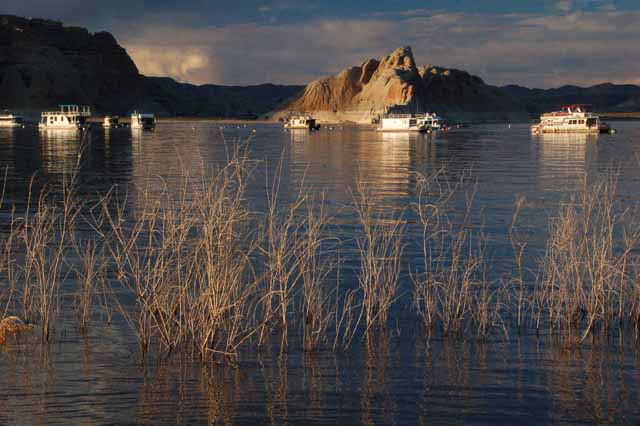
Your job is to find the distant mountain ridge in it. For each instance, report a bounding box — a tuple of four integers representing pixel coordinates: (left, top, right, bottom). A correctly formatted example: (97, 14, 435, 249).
(144, 77, 302, 118)
(501, 83, 640, 115)
(1, 15, 640, 121)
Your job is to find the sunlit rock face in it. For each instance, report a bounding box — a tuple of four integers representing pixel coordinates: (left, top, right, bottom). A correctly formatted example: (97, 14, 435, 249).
(275, 46, 527, 123)
(0, 15, 146, 114)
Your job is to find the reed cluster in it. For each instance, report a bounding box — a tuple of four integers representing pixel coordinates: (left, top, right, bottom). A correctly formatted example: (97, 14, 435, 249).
(352, 176, 404, 337)
(412, 170, 508, 341)
(2, 142, 640, 359)
(530, 175, 640, 342)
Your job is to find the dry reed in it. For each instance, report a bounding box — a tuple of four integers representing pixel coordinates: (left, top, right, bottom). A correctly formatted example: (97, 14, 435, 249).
(531, 174, 640, 344)
(352, 175, 404, 336)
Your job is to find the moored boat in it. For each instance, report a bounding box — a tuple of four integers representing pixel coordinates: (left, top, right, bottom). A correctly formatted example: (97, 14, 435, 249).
(377, 114, 428, 132)
(39, 105, 91, 130)
(284, 114, 320, 131)
(131, 112, 156, 131)
(416, 113, 445, 131)
(531, 105, 613, 134)
(0, 111, 25, 128)
(103, 115, 121, 128)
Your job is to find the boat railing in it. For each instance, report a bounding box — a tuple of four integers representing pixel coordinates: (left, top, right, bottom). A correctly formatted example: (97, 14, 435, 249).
(42, 105, 92, 117)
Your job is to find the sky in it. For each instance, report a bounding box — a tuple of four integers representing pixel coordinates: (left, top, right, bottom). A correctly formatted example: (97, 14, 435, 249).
(2, 0, 639, 88)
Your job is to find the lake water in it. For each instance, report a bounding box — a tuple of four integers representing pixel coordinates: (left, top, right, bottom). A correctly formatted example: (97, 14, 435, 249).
(1, 122, 640, 425)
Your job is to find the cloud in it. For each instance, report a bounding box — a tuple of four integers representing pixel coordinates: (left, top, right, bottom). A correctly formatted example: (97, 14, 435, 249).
(126, 46, 220, 84)
(117, 10, 640, 88)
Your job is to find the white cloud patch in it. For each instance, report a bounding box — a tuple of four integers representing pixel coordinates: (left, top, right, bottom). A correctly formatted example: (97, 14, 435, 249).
(118, 10, 640, 88)
(126, 46, 220, 84)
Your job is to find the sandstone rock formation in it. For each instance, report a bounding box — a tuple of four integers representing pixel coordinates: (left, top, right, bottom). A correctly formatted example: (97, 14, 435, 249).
(0, 15, 146, 114)
(0, 15, 301, 118)
(274, 46, 527, 123)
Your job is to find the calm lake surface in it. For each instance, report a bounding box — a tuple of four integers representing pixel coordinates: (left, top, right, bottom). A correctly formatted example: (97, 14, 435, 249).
(1, 121, 640, 425)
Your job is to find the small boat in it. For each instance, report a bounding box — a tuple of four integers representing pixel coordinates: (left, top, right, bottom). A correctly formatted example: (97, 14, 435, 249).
(103, 115, 121, 129)
(531, 105, 613, 135)
(284, 114, 320, 131)
(131, 112, 156, 131)
(0, 111, 25, 128)
(39, 105, 91, 130)
(377, 114, 428, 132)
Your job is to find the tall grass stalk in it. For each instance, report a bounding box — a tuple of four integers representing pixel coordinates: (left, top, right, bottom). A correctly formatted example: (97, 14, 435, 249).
(352, 176, 404, 336)
(533, 175, 640, 343)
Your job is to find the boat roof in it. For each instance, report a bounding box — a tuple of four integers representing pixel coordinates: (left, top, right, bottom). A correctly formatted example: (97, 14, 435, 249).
(132, 112, 155, 118)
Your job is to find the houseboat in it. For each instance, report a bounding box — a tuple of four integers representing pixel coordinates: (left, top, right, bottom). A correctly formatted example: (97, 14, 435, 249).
(377, 114, 428, 132)
(416, 113, 445, 131)
(0, 111, 25, 128)
(103, 115, 121, 129)
(39, 105, 91, 130)
(284, 114, 320, 130)
(131, 112, 156, 131)
(531, 105, 613, 134)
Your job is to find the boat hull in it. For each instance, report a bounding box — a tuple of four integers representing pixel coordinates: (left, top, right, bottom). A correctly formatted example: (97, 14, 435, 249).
(284, 124, 320, 130)
(376, 127, 428, 133)
(532, 125, 611, 135)
(38, 124, 84, 130)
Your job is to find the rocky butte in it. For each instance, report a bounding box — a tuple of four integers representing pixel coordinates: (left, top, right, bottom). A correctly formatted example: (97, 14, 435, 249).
(273, 46, 530, 123)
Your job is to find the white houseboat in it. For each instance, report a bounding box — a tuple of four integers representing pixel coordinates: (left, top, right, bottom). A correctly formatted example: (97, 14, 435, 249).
(531, 105, 612, 134)
(131, 112, 156, 131)
(0, 111, 25, 128)
(416, 113, 445, 131)
(39, 105, 91, 130)
(103, 115, 121, 129)
(284, 114, 320, 130)
(377, 114, 428, 132)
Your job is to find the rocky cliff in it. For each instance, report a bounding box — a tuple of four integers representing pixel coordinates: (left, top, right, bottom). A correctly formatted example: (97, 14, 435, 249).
(0, 15, 302, 118)
(0, 15, 145, 114)
(274, 46, 527, 123)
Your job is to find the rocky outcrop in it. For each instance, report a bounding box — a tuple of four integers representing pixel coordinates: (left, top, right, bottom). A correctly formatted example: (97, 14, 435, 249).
(0, 15, 303, 118)
(274, 46, 528, 123)
(0, 15, 146, 114)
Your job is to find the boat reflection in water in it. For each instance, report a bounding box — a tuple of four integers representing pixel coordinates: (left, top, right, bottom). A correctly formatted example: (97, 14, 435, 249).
(287, 128, 311, 144)
(535, 132, 598, 193)
(39, 128, 84, 175)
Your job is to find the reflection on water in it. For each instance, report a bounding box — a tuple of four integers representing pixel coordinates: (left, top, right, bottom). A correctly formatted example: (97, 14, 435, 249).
(39, 129, 83, 175)
(1, 122, 640, 424)
(287, 128, 310, 144)
(536, 132, 598, 193)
